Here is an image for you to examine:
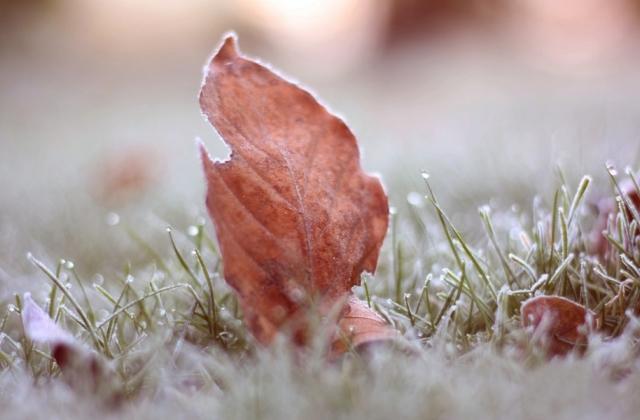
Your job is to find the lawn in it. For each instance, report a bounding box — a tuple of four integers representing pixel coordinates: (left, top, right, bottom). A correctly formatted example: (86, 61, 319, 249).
(2, 21, 640, 420)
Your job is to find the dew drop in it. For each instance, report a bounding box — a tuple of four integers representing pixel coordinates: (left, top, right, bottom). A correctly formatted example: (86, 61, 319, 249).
(407, 192, 424, 207)
(288, 286, 305, 303)
(64, 260, 75, 270)
(106, 212, 120, 226)
(93, 274, 104, 286)
(126, 275, 135, 284)
(187, 225, 199, 236)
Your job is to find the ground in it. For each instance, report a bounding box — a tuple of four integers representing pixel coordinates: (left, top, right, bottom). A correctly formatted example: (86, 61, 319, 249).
(2, 28, 640, 419)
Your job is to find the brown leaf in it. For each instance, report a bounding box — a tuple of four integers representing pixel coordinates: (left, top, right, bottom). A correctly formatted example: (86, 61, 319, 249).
(21, 293, 75, 349)
(21, 293, 120, 404)
(92, 146, 162, 206)
(521, 295, 595, 357)
(199, 35, 391, 348)
(330, 296, 399, 356)
(590, 178, 640, 257)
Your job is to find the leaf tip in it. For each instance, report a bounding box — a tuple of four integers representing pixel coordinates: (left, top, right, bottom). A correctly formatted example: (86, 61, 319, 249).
(212, 32, 239, 67)
(200, 33, 240, 118)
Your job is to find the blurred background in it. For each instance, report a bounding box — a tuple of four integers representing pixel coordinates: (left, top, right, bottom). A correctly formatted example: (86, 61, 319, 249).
(2, 0, 640, 293)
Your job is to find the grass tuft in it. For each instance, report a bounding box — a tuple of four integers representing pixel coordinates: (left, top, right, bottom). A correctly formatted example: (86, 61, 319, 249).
(0, 165, 639, 417)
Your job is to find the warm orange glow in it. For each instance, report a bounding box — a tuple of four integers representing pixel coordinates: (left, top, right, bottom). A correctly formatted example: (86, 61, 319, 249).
(508, 0, 638, 72)
(236, 0, 390, 76)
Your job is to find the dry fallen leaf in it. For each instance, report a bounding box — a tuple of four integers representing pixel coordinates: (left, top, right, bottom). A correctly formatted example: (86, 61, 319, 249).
(21, 293, 120, 404)
(590, 178, 640, 257)
(92, 145, 163, 206)
(199, 34, 393, 352)
(521, 295, 595, 357)
(21, 293, 75, 349)
(331, 296, 399, 355)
